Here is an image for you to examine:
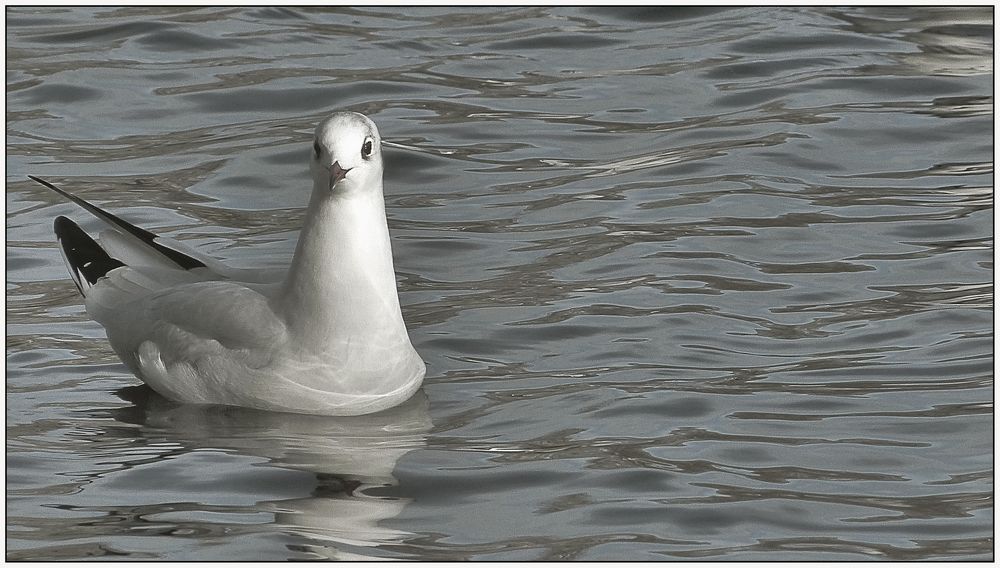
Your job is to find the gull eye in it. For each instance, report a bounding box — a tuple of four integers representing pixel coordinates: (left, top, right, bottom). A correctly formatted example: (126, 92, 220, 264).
(313, 140, 322, 159)
(361, 137, 374, 160)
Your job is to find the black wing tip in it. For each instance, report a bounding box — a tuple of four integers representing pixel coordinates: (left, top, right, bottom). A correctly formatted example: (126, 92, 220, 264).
(29, 175, 63, 194)
(37, 175, 208, 272)
(54, 214, 78, 235)
(54, 215, 126, 294)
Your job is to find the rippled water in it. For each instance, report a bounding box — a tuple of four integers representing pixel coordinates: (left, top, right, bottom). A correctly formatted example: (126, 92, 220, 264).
(6, 6, 994, 561)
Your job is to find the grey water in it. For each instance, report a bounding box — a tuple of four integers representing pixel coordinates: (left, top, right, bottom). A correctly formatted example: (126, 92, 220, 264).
(5, 6, 993, 561)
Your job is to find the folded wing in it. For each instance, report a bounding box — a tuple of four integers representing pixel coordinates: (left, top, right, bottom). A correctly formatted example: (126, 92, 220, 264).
(34, 176, 280, 284)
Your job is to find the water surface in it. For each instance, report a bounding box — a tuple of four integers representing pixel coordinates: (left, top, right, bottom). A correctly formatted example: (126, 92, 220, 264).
(6, 6, 994, 561)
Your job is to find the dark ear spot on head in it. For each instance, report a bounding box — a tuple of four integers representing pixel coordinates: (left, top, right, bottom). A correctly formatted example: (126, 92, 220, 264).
(313, 140, 322, 159)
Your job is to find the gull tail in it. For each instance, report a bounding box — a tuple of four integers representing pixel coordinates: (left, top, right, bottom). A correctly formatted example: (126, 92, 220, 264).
(54, 216, 126, 297)
(30, 176, 207, 272)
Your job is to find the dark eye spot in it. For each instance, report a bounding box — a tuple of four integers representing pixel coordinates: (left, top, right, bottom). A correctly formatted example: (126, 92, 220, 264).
(313, 140, 322, 159)
(361, 138, 373, 159)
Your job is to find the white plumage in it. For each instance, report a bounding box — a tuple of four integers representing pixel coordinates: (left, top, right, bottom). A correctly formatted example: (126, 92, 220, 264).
(40, 112, 426, 416)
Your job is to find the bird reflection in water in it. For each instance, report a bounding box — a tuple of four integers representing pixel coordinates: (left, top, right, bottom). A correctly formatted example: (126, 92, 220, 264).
(107, 386, 432, 560)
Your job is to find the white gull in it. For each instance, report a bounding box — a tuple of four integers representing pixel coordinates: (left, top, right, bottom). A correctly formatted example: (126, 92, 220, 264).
(34, 111, 426, 416)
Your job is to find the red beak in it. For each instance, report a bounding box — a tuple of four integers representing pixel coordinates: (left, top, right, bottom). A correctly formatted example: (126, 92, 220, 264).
(329, 161, 351, 189)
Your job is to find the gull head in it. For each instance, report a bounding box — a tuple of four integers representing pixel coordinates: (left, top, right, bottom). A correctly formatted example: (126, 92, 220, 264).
(310, 111, 383, 195)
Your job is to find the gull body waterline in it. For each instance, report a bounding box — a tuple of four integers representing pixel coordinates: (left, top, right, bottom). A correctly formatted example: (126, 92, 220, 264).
(38, 111, 426, 416)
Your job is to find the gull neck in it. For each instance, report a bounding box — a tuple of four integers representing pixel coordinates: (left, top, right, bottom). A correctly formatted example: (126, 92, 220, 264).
(275, 179, 409, 352)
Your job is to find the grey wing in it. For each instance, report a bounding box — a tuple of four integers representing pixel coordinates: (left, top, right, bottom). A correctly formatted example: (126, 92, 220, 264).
(37, 175, 280, 284)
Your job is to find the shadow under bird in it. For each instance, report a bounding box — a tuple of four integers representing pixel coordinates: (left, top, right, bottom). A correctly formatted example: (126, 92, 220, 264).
(34, 111, 426, 416)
